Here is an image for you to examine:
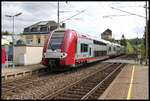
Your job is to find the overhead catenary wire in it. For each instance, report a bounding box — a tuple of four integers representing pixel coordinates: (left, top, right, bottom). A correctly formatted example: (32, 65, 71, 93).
(101, 3, 125, 40)
(111, 7, 146, 18)
(59, 9, 86, 24)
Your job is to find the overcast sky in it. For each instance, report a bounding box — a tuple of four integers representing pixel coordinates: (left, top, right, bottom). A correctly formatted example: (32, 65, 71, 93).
(2, 1, 148, 40)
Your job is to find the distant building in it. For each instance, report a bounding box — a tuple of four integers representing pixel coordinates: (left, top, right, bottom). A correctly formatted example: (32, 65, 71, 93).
(2, 35, 23, 61)
(101, 29, 112, 40)
(22, 20, 65, 46)
(2, 35, 23, 45)
(2, 38, 10, 45)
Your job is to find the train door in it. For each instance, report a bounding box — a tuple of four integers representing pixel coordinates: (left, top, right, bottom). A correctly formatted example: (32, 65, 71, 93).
(88, 44, 92, 57)
(75, 39, 77, 58)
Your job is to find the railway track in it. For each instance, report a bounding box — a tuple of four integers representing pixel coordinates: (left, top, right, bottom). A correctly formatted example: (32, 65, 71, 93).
(115, 53, 137, 60)
(2, 62, 109, 99)
(42, 63, 126, 100)
(2, 72, 53, 98)
(1, 66, 49, 82)
(1, 68, 51, 91)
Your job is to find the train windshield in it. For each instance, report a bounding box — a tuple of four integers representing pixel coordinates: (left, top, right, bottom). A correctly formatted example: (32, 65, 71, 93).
(47, 31, 66, 50)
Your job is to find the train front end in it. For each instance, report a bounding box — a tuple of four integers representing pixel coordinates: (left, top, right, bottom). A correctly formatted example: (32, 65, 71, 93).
(42, 28, 77, 70)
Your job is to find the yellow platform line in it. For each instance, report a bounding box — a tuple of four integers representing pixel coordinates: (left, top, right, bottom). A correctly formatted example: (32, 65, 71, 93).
(127, 66, 135, 100)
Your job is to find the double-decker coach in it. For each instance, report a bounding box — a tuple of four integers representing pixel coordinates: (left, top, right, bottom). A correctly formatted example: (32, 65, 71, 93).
(42, 28, 124, 70)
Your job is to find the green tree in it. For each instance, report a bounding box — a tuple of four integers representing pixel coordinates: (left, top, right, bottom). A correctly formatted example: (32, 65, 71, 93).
(138, 37, 146, 58)
(2, 31, 12, 35)
(120, 34, 127, 46)
(108, 38, 115, 42)
(18, 33, 23, 35)
(126, 41, 134, 53)
(120, 34, 127, 52)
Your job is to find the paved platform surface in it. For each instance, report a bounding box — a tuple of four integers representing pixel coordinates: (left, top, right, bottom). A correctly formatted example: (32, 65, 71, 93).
(99, 64, 148, 100)
(105, 59, 147, 64)
(1, 64, 46, 76)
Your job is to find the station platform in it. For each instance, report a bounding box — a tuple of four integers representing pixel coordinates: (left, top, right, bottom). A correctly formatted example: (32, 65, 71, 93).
(105, 59, 147, 64)
(1, 64, 46, 77)
(99, 64, 148, 100)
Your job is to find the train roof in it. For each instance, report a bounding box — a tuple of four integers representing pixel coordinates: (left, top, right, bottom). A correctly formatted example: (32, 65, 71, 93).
(72, 29, 124, 47)
(55, 28, 122, 47)
(73, 29, 114, 45)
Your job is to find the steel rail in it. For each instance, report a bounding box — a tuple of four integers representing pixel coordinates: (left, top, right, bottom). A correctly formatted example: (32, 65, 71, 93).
(81, 63, 125, 99)
(42, 63, 114, 99)
(2, 72, 52, 93)
(2, 62, 109, 98)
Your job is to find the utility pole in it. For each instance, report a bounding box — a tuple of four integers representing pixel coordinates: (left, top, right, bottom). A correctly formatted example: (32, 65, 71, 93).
(57, 1, 60, 28)
(145, 1, 148, 64)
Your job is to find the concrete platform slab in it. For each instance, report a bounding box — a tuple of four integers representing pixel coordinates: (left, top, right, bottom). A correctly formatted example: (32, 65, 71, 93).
(99, 64, 148, 100)
(1, 64, 46, 76)
(105, 59, 142, 64)
(130, 65, 148, 99)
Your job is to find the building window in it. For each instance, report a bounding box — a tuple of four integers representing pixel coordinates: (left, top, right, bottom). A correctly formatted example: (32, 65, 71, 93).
(40, 27, 47, 32)
(31, 27, 37, 32)
(37, 37, 40, 44)
(27, 38, 33, 44)
(24, 28, 29, 32)
(50, 26, 57, 31)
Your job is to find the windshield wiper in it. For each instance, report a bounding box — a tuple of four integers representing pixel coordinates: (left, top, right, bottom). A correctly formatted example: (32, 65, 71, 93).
(49, 42, 55, 51)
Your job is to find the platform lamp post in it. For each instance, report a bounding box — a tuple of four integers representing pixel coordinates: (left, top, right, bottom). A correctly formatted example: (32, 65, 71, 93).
(5, 12, 22, 67)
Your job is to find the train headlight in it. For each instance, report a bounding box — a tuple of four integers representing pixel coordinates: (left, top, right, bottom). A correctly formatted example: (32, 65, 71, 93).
(43, 53, 46, 58)
(61, 53, 67, 58)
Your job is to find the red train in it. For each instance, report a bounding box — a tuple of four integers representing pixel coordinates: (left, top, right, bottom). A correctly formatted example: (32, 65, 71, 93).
(42, 28, 125, 70)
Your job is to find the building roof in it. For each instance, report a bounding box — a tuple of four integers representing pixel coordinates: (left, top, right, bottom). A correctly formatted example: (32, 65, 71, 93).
(23, 20, 60, 34)
(26, 20, 58, 28)
(101, 28, 112, 35)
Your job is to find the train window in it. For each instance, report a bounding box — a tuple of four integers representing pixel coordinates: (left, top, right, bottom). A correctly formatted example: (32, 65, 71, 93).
(114, 47, 116, 51)
(94, 51, 107, 57)
(109, 47, 111, 51)
(81, 44, 88, 53)
(47, 31, 66, 50)
(93, 40, 106, 45)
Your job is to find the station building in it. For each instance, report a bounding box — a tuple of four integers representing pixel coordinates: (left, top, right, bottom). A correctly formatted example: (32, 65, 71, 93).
(22, 20, 65, 46)
(101, 29, 112, 41)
